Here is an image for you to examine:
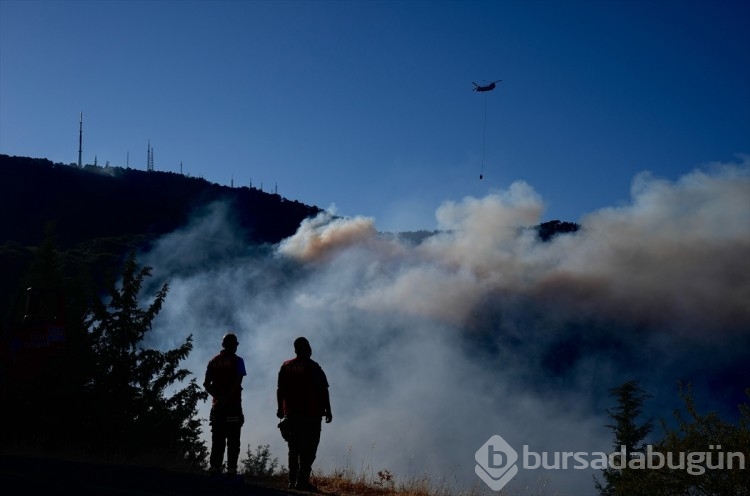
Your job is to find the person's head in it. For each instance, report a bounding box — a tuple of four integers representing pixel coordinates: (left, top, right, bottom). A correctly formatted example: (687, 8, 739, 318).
(294, 337, 312, 358)
(222, 332, 239, 351)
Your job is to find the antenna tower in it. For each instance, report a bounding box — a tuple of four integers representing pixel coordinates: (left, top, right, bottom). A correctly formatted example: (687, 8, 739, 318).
(78, 112, 83, 167)
(147, 140, 154, 171)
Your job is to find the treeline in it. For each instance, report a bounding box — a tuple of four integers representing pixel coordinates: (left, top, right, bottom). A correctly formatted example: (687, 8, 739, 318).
(0, 154, 322, 250)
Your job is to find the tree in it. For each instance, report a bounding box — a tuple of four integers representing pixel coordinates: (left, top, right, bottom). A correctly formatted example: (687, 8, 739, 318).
(82, 251, 208, 466)
(596, 382, 750, 496)
(653, 383, 750, 496)
(595, 380, 654, 495)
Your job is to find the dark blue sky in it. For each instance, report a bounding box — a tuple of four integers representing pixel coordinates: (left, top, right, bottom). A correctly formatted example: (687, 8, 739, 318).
(2, 0, 748, 231)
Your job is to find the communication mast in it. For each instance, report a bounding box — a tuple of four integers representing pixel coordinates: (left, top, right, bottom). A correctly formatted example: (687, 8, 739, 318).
(78, 112, 83, 167)
(147, 140, 154, 171)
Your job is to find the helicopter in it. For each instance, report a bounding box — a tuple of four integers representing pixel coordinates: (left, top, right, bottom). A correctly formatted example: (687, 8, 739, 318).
(472, 79, 502, 92)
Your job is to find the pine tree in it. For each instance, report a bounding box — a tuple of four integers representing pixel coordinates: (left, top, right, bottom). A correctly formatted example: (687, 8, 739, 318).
(595, 380, 654, 495)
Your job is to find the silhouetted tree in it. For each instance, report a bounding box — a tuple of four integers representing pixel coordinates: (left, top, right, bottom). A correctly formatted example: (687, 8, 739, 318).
(595, 380, 653, 495)
(536, 220, 580, 242)
(596, 381, 750, 495)
(82, 251, 208, 466)
(651, 383, 750, 496)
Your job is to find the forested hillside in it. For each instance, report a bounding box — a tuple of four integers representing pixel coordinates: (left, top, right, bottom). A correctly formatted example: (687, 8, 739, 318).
(0, 154, 578, 328)
(0, 154, 322, 249)
(0, 154, 323, 327)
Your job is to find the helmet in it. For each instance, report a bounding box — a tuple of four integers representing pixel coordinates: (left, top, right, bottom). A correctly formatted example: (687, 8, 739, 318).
(222, 333, 239, 347)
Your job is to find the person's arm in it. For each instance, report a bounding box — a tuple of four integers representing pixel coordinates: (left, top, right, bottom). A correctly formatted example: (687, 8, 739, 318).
(203, 368, 216, 397)
(276, 367, 285, 419)
(319, 367, 332, 423)
(322, 387, 332, 423)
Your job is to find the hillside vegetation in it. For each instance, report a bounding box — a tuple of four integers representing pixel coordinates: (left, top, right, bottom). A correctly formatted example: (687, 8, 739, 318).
(0, 154, 322, 326)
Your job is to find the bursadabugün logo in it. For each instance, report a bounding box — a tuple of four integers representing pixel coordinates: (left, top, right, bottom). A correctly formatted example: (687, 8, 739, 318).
(475, 434, 519, 491)
(475, 434, 746, 491)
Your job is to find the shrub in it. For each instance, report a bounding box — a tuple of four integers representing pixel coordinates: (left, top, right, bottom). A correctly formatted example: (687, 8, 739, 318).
(241, 443, 279, 478)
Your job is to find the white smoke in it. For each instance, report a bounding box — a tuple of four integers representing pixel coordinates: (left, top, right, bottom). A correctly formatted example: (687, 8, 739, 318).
(278, 211, 378, 262)
(140, 158, 749, 495)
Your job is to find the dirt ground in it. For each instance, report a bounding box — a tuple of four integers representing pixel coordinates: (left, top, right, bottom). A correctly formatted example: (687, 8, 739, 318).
(0, 454, 296, 496)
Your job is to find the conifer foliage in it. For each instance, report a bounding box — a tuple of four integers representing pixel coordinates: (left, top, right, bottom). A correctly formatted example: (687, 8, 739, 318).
(595, 380, 654, 495)
(595, 381, 750, 496)
(82, 251, 208, 466)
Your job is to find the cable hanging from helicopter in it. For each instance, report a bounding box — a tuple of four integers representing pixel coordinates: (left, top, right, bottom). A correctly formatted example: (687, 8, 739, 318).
(472, 79, 502, 180)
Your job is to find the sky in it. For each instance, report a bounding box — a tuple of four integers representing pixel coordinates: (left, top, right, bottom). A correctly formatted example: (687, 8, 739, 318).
(1, 0, 748, 232)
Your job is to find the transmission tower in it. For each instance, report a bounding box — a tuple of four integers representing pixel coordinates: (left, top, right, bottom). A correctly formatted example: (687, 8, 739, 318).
(147, 140, 154, 171)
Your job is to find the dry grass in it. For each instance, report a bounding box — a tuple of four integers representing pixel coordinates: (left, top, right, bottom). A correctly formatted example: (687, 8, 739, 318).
(243, 459, 500, 496)
(246, 461, 557, 496)
(303, 469, 558, 496)
(239, 443, 562, 496)
(308, 469, 495, 496)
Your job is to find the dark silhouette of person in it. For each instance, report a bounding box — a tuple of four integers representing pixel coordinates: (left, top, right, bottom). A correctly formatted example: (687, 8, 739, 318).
(204, 332, 246, 476)
(277, 337, 332, 491)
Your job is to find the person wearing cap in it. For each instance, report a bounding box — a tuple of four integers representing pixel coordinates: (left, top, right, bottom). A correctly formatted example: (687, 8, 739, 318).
(204, 332, 246, 476)
(276, 337, 332, 491)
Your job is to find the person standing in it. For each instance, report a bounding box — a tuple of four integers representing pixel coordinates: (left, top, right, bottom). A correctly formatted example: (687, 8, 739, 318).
(204, 332, 246, 476)
(277, 337, 332, 491)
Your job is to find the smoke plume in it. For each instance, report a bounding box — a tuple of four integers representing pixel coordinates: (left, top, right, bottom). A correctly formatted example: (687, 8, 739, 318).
(140, 158, 749, 494)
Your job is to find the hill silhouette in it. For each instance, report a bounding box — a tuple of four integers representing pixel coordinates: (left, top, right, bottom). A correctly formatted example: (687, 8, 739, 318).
(0, 154, 579, 313)
(0, 154, 325, 325)
(0, 153, 582, 346)
(0, 154, 323, 250)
